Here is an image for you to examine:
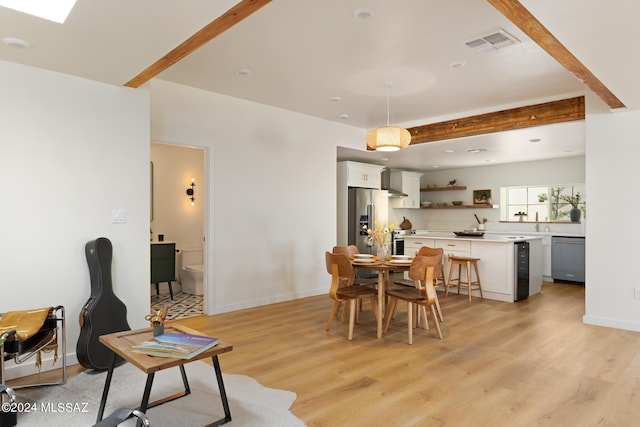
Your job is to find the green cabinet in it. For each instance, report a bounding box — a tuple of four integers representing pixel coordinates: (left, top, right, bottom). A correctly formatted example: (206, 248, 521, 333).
(151, 242, 175, 299)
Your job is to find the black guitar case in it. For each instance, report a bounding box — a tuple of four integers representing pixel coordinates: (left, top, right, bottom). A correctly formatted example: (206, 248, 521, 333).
(76, 237, 131, 370)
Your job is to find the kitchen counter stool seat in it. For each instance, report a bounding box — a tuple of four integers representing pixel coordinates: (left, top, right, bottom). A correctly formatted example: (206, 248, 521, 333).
(447, 256, 483, 302)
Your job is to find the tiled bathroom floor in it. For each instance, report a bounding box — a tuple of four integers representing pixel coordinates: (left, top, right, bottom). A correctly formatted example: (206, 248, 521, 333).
(150, 290, 203, 320)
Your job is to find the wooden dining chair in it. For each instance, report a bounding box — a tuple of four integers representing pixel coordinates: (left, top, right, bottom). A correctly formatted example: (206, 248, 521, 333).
(332, 245, 378, 286)
(384, 255, 444, 344)
(393, 246, 445, 322)
(325, 252, 379, 340)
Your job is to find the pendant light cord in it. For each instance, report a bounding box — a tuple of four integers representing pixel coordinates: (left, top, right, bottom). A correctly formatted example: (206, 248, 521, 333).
(385, 81, 392, 126)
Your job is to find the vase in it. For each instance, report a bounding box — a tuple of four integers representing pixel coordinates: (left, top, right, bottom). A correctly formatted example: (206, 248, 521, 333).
(570, 207, 581, 222)
(376, 243, 389, 260)
(518, 216, 524, 222)
(153, 324, 164, 336)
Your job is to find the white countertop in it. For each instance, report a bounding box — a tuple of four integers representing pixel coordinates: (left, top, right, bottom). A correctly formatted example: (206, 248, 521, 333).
(404, 232, 542, 243)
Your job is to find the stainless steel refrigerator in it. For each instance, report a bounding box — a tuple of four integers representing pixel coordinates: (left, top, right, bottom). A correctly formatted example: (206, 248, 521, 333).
(347, 188, 389, 256)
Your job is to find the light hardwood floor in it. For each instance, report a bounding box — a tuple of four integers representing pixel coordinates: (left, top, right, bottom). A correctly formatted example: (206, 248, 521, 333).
(181, 281, 640, 426)
(11, 281, 640, 426)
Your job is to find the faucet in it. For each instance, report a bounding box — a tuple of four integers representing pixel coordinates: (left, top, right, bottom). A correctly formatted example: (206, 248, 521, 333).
(534, 212, 539, 232)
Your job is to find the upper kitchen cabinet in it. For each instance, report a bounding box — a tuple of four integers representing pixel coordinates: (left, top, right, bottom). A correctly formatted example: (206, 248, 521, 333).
(390, 170, 423, 209)
(338, 161, 384, 189)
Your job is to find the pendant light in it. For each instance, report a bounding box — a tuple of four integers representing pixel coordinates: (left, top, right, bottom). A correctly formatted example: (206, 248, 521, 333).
(366, 81, 411, 151)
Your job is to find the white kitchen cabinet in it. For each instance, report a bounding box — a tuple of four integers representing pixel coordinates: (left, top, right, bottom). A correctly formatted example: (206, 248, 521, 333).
(338, 161, 384, 189)
(403, 233, 542, 301)
(390, 171, 423, 208)
(435, 239, 471, 281)
(470, 242, 513, 295)
(404, 237, 436, 257)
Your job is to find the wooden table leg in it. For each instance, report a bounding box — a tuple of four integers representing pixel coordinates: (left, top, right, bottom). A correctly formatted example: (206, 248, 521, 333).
(377, 270, 384, 339)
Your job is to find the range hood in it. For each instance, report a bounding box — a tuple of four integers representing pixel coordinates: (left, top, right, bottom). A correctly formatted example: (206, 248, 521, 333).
(381, 170, 407, 198)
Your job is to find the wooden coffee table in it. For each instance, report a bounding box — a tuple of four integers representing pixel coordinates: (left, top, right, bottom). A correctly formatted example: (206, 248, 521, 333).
(97, 323, 233, 426)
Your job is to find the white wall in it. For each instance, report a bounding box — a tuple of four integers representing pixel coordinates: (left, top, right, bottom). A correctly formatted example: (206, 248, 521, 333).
(150, 79, 365, 313)
(390, 156, 586, 234)
(583, 108, 640, 331)
(0, 60, 150, 378)
(150, 142, 204, 248)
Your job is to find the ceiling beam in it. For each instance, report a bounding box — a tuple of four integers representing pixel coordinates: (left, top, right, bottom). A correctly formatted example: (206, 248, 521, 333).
(124, 0, 272, 88)
(408, 96, 585, 145)
(487, 0, 624, 110)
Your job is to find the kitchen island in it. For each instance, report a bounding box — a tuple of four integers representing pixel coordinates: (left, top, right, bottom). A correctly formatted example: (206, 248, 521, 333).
(403, 232, 543, 302)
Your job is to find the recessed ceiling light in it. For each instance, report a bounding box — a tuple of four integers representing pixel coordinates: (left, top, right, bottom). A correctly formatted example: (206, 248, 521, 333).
(449, 60, 467, 69)
(432, 165, 439, 168)
(466, 148, 488, 153)
(353, 7, 375, 20)
(444, 149, 454, 153)
(0, 0, 77, 23)
(330, 96, 342, 102)
(2, 37, 31, 49)
(529, 138, 541, 142)
(338, 113, 349, 120)
(236, 68, 251, 76)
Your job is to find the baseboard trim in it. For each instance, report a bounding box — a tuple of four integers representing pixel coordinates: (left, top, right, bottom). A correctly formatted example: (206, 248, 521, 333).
(583, 314, 640, 332)
(4, 353, 77, 381)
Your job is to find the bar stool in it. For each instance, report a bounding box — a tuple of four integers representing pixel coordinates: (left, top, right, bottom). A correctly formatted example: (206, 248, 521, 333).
(447, 256, 483, 302)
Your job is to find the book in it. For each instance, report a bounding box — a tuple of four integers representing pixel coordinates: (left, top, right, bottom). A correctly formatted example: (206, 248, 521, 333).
(131, 332, 218, 359)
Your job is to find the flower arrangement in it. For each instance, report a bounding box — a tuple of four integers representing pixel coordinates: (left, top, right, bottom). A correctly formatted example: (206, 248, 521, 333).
(559, 192, 582, 208)
(514, 211, 527, 217)
(362, 220, 397, 257)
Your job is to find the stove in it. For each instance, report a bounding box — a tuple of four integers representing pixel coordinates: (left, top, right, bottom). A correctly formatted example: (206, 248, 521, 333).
(393, 229, 415, 237)
(392, 229, 415, 255)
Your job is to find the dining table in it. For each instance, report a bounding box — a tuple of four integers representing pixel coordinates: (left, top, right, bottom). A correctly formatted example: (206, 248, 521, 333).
(349, 255, 413, 339)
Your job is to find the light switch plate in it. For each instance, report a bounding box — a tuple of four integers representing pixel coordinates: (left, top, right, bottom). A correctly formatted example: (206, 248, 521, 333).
(112, 209, 127, 223)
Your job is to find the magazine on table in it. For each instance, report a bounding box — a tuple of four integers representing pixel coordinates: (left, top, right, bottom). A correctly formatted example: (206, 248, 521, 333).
(132, 332, 218, 359)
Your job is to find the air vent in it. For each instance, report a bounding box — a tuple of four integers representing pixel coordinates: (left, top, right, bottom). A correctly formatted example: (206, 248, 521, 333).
(465, 29, 520, 53)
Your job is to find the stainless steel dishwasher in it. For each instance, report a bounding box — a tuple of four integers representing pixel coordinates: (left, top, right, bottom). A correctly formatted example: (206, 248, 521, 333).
(551, 236, 585, 283)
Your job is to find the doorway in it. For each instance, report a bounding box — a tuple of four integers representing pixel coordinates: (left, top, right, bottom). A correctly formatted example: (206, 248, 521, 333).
(150, 142, 206, 320)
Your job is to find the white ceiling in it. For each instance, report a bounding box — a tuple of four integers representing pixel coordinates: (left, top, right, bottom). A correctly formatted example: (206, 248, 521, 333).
(1, 0, 635, 171)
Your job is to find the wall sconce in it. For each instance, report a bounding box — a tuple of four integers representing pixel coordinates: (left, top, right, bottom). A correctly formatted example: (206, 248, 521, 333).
(186, 178, 196, 206)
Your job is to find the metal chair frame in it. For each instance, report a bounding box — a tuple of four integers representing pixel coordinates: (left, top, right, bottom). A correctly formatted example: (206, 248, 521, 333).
(0, 305, 67, 389)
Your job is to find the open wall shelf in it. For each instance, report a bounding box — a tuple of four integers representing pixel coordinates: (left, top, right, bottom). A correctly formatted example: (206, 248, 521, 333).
(421, 186, 467, 192)
(421, 205, 494, 209)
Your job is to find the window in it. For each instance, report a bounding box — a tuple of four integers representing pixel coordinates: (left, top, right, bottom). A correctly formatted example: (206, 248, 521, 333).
(500, 184, 585, 222)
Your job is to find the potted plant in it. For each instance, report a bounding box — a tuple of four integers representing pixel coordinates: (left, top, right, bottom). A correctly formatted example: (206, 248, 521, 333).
(514, 211, 527, 222)
(559, 192, 583, 222)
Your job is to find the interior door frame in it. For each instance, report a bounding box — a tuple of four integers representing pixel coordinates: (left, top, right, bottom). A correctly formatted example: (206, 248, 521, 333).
(150, 137, 212, 315)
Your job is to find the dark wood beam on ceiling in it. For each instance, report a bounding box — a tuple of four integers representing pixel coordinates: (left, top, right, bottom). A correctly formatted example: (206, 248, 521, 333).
(408, 96, 585, 145)
(487, 0, 624, 110)
(124, 0, 272, 88)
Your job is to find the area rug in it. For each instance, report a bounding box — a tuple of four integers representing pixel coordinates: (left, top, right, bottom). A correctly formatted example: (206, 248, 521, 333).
(15, 361, 305, 426)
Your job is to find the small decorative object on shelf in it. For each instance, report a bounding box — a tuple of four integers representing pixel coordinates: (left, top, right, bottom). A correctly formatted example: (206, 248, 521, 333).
(447, 179, 457, 187)
(514, 211, 527, 222)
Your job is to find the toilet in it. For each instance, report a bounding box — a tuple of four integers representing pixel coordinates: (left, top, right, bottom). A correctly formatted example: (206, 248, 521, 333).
(179, 247, 203, 295)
